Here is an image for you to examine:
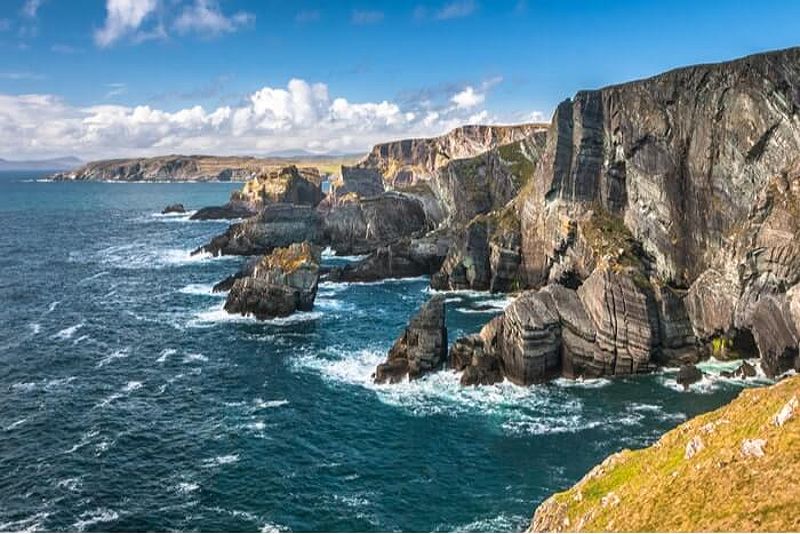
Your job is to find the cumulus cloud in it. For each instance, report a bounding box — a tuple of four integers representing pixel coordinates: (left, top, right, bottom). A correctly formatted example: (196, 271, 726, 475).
(94, 0, 160, 47)
(351, 10, 384, 25)
(174, 0, 255, 35)
(451, 86, 484, 108)
(0, 78, 544, 160)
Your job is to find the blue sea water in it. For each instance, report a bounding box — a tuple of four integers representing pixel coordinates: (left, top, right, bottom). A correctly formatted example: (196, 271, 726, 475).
(0, 171, 768, 532)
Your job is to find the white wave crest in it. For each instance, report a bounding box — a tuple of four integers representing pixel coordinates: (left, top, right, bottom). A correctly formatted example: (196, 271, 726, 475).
(73, 508, 119, 531)
(53, 323, 84, 340)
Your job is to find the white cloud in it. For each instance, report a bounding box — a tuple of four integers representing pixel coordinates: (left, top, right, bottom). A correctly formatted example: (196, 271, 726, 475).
(351, 10, 384, 25)
(174, 0, 254, 35)
(435, 0, 477, 20)
(0, 79, 545, 160)
(451, 86, 484, 109)
(415, 1, 477, 21)
(94, 0, 160, 47)
(94, 0, 253, 47)
(21, 0, 44, 18)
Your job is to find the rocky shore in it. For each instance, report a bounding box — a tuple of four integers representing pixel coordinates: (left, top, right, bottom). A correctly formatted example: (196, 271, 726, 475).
(181, 47, 800, 387)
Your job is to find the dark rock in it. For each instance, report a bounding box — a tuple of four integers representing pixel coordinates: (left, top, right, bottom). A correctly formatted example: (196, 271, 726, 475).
(190, 201, 258, 220)
(374, 296, 447, 384)
(320, 192, 430, 256)
(334, 166, 385, 198)
(449, 335, 504, 386)
(212, 256, 260, 293)
(676, 364, 703, 390)
(224, 242, 320, 320)
(195, 203, 322, 256)
(721, 360, 758, 379)
(161, 203, 186, 214)
(327, 233, 450, 283)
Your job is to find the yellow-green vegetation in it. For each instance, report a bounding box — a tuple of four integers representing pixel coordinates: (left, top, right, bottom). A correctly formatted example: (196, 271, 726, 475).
(497, 140, 538, 188)
(258, 243, 318, 274)
(531, 375, 800, 532)
(579, 208, 650, 289)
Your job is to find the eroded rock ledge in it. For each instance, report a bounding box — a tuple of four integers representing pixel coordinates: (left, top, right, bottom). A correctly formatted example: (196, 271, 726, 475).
(224, 242, 321, 320)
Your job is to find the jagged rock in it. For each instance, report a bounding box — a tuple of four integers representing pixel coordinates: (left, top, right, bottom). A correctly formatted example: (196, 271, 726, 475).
(319, 192, 430, 256)
(326, 233, 450, 283)
(212, 256, 260, 292)
(740, 438, 767, 458)
(190, 201, 258, 220)
(772, 396, 798, 426)
(448, 335, 503, 386)
(374, 296, 447, 384)
(234, 165, 323, 207)
(487, 291, 563, 385)
(677, 364, 703, 390)
(161, 203, 186, 214)
(684, 436, 704, 459)
(721, 360, 758, 379)
(432, 205, 524, 292)
(333, 166, 385, 198)
(577, 268, 659, 376)
(224, 242, 320, 319)
(360, 124, 546, 187)
(195, 204, 322, 256)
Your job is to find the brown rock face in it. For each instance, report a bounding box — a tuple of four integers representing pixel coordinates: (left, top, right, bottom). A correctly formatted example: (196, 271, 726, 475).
(234, 165, 323, 207)
(224, 242, 321, 320)
(359, 123, 547, 187)
(374, 296, 448, 384)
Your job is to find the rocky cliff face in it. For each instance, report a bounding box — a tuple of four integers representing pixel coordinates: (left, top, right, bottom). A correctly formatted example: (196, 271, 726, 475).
(224, 242, 320, 319)
(530, 375, 800, 532)
(359, 123, 547, 187)
(510, 47, 800, 379)
(374, 296, 448, 383)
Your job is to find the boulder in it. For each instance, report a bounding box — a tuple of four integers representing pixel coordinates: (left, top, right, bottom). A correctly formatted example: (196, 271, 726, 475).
(374, 296, 448, 383)
(326, 233, 450, 283)
(194, 203, 322, 256)
(676, 363, 703, 390)
(224, 242, 321, 319)
(161, 203, 186, 214)
(190, 201, 258, 220)
(449, 335, 503, 386)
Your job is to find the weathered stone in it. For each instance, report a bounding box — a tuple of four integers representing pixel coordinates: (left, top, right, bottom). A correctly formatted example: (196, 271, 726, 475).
(161, 203, 185, 214)
(677, 364, 703, 390)
(224, 242, 320, 320)
(190, 201, 258, 221)
(448, 335, 503, 386)
(374, 296, 447, 383)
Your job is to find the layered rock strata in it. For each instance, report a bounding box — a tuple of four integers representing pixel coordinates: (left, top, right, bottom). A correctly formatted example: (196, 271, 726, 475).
(373, 296, 448, 384)
(224, 242, 320, 319)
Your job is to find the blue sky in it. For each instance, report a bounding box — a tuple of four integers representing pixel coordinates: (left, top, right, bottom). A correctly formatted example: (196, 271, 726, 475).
(1, 0, 799, 159)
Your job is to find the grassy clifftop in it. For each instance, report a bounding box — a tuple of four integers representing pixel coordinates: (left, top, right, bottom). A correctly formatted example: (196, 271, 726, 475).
(530, 375, 800, 532)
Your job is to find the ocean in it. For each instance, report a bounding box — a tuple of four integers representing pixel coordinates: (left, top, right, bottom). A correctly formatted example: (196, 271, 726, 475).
(0, 171, 764, 532)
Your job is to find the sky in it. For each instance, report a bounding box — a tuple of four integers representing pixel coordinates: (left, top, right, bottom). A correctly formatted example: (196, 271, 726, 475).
(1, 0, 799, 160)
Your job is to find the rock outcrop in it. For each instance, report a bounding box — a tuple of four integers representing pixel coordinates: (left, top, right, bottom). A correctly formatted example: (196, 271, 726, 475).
(530, 375, 800, 532)
(326, 232, 451, 283)
(224, 242, 320, 319)
(512, 47, 800, 378)
(359, 123, 547, 187)
(190, 201, 259, 221)
(374, 296, 448, 384)
(161, 203, 186, 214)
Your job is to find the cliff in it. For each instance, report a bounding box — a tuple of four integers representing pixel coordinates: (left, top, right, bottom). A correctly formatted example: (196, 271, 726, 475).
(530, 374, 800, 532)
(358, 123, 547, 187)
(49, 154, 357, 182)
(444, 46, 800, 383)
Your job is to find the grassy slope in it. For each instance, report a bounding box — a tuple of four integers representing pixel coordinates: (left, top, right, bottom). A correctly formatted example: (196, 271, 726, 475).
(530, 375, 800, 532)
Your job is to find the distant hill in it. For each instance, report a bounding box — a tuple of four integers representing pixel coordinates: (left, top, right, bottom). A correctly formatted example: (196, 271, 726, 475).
(49, 154, 363, 182)
(0, 157, 82, 171)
